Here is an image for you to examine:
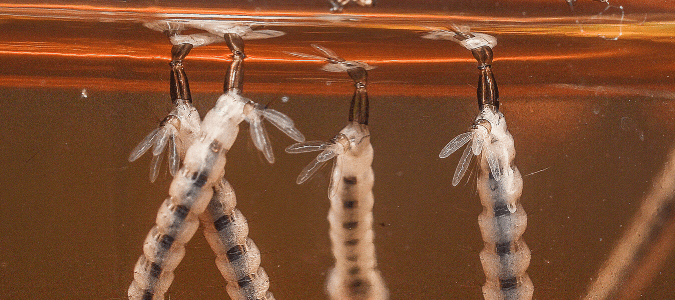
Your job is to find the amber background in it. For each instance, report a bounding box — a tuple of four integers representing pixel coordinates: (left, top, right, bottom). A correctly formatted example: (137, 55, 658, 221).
(0, 1, 674, 299)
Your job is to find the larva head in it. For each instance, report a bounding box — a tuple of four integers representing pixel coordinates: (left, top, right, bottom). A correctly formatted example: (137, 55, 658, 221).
(473, 119, 492, 134)
(159, 114, 187, 157)
(172, 103, 201, 156)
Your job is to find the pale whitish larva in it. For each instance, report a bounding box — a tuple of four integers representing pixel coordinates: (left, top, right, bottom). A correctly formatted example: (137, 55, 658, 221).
(440, 106, 533, 300)
(475, 107, 533, 300)
(434, 26, 532, 299)
(285, 48, 387, 299)
(288, 123, 388, 300)
(128, 89, 248, 300)
(128, 29, 302, 300)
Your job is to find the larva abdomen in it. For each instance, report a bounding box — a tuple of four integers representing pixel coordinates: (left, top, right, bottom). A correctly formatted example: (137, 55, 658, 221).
(128, 197, 201, 300)
(477, 202, 527, 246)
(154, 198, 201, 243)
(476, 109, 532, 300)
(479, 238, 531, 281)
(202, 208, 249, 257)
(226, 266, 272, 300)
(129, 132, 230, 299)
(199, 178, 274, 300)
(326, 127, 387, 300)
(482, 276, 534, 300)
(128, 256, 174, 300)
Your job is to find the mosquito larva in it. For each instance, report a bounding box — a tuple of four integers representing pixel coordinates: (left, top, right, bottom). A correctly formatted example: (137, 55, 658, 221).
(431, 26, 533, 300)
(196, 31, 296, 300)
(286, 46, 387, 300)
(127, 31, 233, 300)
(474, 106, 532, 300)
(128, 23, 301, 300)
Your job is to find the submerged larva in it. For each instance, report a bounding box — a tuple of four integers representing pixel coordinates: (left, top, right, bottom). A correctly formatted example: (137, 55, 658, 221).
(433, 26, 532, 300)
(286, 46, 387, 300)
(128, 23, 302, 300)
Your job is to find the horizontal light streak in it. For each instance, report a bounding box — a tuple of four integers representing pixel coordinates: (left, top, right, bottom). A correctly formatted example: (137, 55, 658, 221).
(0, 48, 625, 64)
(0, 3, 667, 36)
(2, 74, 672, 99)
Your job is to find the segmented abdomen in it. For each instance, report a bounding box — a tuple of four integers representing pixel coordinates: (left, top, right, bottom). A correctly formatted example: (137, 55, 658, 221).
(200, 178, 275, 300)
(327, 135, 388, 300)
(476, 113, 533, 300)
(129, 95, 245, 299)
(129, 138, 225, 299)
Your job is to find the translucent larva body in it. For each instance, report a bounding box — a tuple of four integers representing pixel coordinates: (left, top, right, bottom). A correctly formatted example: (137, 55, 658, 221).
(474, 107, 533, 300)
(200, 178, 275, 300)
(325, 123, 388, 300)
(440, 106, 532, 300)
(129, 91, 296, 300)
(128, 91, 247, 300)
(432, 26, 532, 299)
(287, 123, 388, 300)
(129, 93, 286, 299)
(286, 47, 387, 299)
(129, 28, 301, 300)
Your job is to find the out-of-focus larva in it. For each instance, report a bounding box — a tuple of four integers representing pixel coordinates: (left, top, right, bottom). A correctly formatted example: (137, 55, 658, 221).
(286, 46, 387, 300)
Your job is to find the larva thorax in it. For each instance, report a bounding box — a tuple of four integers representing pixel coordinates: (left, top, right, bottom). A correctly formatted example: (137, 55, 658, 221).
(160, 100, 201, 159)
(476, 107, 521, 208)
(339, 123, 372, 162)
(331, 122, 374, 206)
(477, 107, 515, 161)
(198, 92, 246, 148)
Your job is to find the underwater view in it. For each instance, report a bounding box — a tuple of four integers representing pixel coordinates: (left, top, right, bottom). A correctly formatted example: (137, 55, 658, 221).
(0, 1, 674, 299)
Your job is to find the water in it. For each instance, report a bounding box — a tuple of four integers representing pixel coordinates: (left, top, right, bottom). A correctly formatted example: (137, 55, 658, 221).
(0, 2, 674, 299)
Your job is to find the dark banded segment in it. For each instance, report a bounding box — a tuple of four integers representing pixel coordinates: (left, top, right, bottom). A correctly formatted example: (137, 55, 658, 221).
(200, 179, 274, 300)
(343, 221, 359, 230)
(191, 171, 209, 188)
(141, 290, 153, 300)
(343, 176, 358, 184)
(500, 277, 518, 290)
(344, 200, 357, 209)
(214, 214, 235, 232)
(475, 109, 532, 299)
(226, 245, 246, 262)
